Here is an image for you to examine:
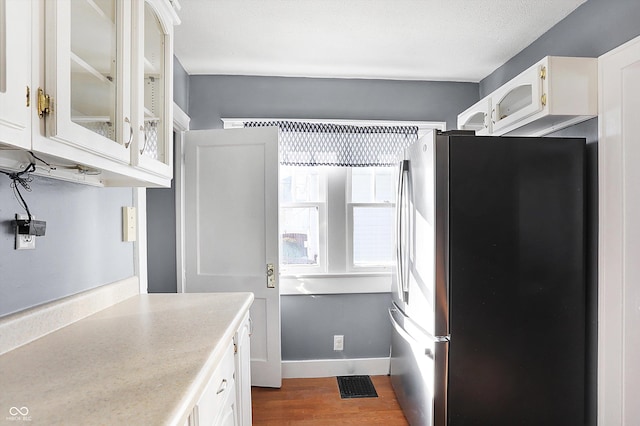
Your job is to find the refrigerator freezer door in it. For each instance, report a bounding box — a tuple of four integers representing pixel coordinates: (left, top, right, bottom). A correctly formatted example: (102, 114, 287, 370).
(389, 306, 436, 426)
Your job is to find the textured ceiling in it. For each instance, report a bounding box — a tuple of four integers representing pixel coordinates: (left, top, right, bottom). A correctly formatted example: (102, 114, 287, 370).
(174, 0, 586, 82)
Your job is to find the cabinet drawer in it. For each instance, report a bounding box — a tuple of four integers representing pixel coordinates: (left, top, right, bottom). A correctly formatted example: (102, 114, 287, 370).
(196, 342, 236, 426)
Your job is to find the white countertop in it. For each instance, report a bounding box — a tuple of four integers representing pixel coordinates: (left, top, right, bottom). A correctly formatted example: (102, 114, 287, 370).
(0, 292, 254, 425)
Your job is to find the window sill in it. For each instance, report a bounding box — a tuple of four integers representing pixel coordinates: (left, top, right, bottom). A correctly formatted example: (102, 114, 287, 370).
(280, 273, 392, 295)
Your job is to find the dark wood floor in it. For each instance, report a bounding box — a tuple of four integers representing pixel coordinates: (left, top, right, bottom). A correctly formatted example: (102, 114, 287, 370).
(251, 375, 409, 425)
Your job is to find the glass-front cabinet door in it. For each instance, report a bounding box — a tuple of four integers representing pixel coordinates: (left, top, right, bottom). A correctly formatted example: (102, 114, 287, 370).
(0, 0, 31, 149)
(42, 0, 131, 163)
(131, 0, 172, 178)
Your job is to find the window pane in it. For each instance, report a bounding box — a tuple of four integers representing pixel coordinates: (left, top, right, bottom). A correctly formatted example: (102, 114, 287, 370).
(351, 167, 395, 203)
(351, 168, 372, 202)
(281, 207, 319, 265)
(280, 166, 321, 203)
(353, 206, 394, 266)
(375, 168, 395, 203)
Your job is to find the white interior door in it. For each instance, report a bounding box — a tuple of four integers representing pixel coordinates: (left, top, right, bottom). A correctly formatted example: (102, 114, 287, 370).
(184, 127, 281, 388)
(599, 35, 640, 425)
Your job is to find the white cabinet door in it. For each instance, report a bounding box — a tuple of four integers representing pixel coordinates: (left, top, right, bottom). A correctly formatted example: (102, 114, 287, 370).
(0, 0, 31, 149)
(39, 0, 131, 164)
(234, 313, 252, 426)
(184, 127, 282, 388)
(487, 56, 597, 137)
(196, 342, 237, 426)
(490, 63, 544, 134)
(457, 97, 491, 135)
(131, 0, 173, 179)
(217, 391, 238, 426)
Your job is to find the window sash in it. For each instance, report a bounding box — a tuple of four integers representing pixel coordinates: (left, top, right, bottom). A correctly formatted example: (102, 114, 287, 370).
(347, 203, 395, 272)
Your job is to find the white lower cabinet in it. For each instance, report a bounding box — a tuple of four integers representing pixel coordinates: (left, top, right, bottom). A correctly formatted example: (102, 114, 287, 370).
(192, 313, 252, 426)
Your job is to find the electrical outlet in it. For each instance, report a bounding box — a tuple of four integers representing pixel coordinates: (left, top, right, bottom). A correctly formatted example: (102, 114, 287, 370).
(15, 214, 35, 250)
(333, 335, 344, 351)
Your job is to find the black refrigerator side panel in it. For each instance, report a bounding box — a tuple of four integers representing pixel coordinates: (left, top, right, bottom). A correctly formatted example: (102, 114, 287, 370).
(446, 136, 586, 426)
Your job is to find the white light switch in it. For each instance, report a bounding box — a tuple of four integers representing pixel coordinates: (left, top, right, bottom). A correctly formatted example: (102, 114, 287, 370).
(123, 207, 136, 242)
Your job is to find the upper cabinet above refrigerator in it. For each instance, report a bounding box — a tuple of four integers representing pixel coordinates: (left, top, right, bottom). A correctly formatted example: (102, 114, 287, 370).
(458, 56, 598, 137)
(457, 97, 491, 136)
(0, 0, 179, 187)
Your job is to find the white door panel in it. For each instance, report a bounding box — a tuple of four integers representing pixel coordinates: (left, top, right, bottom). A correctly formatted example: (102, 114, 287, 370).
(185, 127, 281, 388)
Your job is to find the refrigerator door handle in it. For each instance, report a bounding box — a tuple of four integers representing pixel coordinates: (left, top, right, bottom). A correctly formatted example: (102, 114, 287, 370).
(389, 308, 434, 359)
(396, 160, 410, 303)
(396, 160, 408, 303)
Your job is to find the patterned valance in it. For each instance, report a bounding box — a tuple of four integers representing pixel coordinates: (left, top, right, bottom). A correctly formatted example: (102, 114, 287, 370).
(244, 121, 418, 167)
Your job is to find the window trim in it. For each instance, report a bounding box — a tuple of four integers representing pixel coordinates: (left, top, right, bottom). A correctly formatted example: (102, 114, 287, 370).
(221, 118, 445, 138)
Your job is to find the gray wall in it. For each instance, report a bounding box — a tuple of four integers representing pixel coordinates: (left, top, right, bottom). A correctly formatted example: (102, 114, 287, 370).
(146, 57, 189, 294)
(281, 294, 393, 360)
(146, 137, 177, 294)
(173, 56, 190, 113)
(185, 75, 478, 360)
(0, 177, 134, 317)
(189, 75, 477, 131)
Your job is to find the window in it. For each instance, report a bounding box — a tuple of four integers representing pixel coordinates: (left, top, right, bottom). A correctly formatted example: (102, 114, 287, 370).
(348, 167, 396, 269)
(279, 166, 326, 273)
(279, 165, 396, 275)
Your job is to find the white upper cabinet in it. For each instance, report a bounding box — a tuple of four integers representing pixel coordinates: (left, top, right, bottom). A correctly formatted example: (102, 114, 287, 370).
(457, 97, 491, 135)
(489, 61, 545, 134)
(458, 56, 598, 137)
(0, 0, 179, 187)
(131, 0, 173, 178)
(40, 0, 131, 164)
(0, 0, 31, 149)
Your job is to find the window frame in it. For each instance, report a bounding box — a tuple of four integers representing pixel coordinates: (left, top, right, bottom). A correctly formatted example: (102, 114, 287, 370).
(346, 166, 397, 272)
(279, 165, 328, 274)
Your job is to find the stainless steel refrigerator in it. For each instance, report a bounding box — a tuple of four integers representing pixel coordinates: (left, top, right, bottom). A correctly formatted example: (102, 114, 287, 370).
(389, 130, 586, 426)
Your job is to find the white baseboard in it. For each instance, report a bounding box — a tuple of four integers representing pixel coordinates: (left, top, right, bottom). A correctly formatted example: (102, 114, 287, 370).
(282, 357, 390, 378)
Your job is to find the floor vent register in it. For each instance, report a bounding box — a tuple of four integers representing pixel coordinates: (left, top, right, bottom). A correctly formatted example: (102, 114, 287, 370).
(336, 375, 378, 399)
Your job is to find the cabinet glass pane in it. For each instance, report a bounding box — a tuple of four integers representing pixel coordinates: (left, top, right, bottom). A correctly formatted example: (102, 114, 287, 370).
(70, 0, 117, 141)
(496, 84, 533, 121)
(143, 3, 165, 162)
